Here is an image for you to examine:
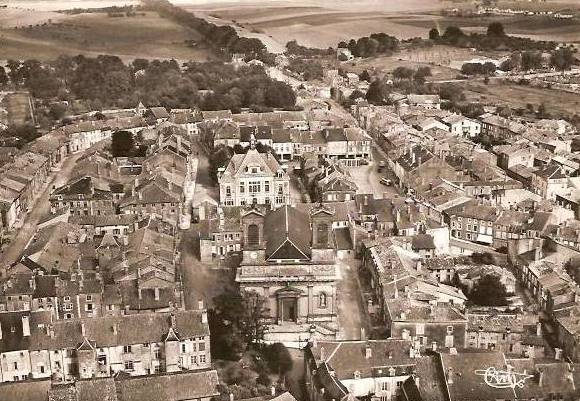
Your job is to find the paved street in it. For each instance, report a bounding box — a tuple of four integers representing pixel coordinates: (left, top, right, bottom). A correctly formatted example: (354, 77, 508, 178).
(336, 259, 369, 340)
(0, 152, 84, 271)
(191, 143, 218, 208)
(179, 224, 234, 310)
(349, 148, 399, 198)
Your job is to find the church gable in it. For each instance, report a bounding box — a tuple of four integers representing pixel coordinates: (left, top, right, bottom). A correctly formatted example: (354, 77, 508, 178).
(268, 239, 309, 261)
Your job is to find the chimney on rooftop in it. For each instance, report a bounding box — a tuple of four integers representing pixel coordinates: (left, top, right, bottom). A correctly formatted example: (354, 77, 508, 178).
(154, 287, 160, 301)
(22, 316, 30, 337)
(555, 348, 563, 360)
(0, 321, 2, 340)
(447, 368, 454, 385)
(536, 322, 542, 337)
(365, 343, 372, 359)
(81, 322, 86, 337)
(113, 324, 118, 335)
(320, 346, 326, 361)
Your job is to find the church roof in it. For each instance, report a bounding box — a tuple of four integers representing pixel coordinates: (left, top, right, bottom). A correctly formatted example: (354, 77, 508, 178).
(264, 205, 311, 260)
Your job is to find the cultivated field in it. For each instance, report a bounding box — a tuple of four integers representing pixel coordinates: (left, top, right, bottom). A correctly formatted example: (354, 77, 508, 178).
(181, 0, 455, 50)
(181, 0, 580, 49)
(0, 11, 214, 62)
(1, 92, 33, 126)
(462, 81, 580, 118)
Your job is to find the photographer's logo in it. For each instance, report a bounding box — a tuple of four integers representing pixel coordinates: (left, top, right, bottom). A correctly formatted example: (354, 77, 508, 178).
(475, 366, 534, 389)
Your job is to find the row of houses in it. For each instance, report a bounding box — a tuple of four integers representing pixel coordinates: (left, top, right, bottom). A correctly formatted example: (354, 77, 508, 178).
(0, 104, 222, 396)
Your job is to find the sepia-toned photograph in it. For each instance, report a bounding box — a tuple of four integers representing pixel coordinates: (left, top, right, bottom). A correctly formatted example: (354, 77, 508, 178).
(0, 0, 579, 399)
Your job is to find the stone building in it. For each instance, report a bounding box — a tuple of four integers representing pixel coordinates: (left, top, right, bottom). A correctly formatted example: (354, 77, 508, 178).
(0, 310, 209, 382)
(218, 148, 290, 207)
(235, 204, 340, 344)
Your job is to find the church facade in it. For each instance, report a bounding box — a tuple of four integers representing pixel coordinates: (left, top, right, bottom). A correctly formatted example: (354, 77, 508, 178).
(235, 204, 340, 345)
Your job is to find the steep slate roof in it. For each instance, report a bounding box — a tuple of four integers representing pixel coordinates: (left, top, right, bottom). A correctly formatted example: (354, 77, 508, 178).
(239, 126, 273, 142)
(535, 163, 566, 180)
(309, 339, 415, 380)
(440, 351, 515, 401)
(116, 370, 219, 401)
(412, 234, 436, 250)
(0, 380, 52, 401)
(396, 146, 433, 172)
(23, 310, 207, 352)
(222, 149, 282, 179)
(264, 205, 311, 260)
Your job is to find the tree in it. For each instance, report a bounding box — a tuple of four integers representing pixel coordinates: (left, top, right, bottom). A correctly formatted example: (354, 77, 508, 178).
(111, 130, 135, 157)
(537, 102, 549, 119)
(48, 103, 68, 121)
(414, 66, 432, 83)
(359, 69, 371, 82)
(1, 124, 39, 147)
(442, 26, 465, 44)
(550, 47, 575, 71)
(6, 59, 22, 85)
(487, 22, 505, 37)
(469, 275, 508, 306)
(209, 144, 234, 183)
(428, 27, 440, 40)
(393, 66, 415, 80)
(210, 288, 269, 359)
(262, 343, 293, 376)
(365, 79, 390, 105)
(0, 67, 8, 86)
(521, 51, 543, 71)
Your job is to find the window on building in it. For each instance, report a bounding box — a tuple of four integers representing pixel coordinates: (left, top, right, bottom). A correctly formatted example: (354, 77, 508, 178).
(225, 186, 231, 197)
(265, 182, 270, 193)
(249, 181, 260, 194)
(239, 183, 245, 193)
(181, 344, 186, 353)
(154, 349, 161, 359)
(124, 361, 134, 371)
(200, 355, 206, 363)
(447, 326, 454, 334)
(316, 223, 329, 247)
(123, 345, 132, 354)
(199, 342, 205, 352)
(247, 224, 260, 247)
(13, 362, 18, 370)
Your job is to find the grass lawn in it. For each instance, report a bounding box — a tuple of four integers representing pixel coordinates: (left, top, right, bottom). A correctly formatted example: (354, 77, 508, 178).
(0, 11, 215, 62)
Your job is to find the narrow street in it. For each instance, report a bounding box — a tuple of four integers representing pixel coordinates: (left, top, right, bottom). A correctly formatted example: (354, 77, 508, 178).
(179, 225, 233, 310)
(336, 259, 369, 340)
(0, 151, 84, 271)
(180, 143, 231, 310)
(191, 142, 218, 208)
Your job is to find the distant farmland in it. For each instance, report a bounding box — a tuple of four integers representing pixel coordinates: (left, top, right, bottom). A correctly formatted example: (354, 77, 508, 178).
(0, 11, 215, 62)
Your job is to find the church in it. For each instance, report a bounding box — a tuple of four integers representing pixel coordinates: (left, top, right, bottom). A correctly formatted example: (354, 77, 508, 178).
(235, 203, 341, 345)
